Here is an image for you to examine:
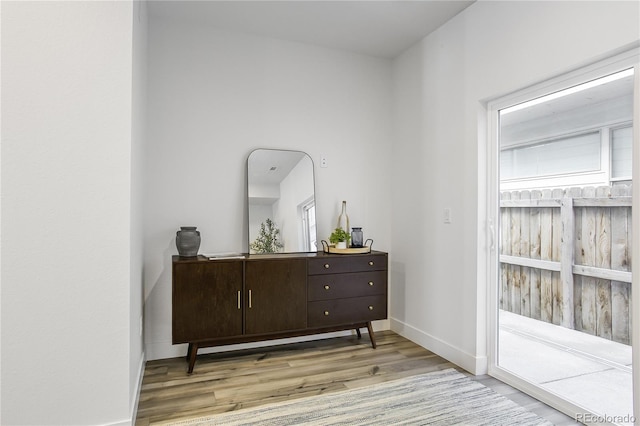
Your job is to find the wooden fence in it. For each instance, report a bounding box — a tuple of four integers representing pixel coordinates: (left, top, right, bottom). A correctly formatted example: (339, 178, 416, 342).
(500, 185, 632, 345)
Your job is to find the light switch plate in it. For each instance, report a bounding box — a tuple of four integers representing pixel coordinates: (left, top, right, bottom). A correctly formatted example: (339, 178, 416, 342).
(444, 208, 452, 224)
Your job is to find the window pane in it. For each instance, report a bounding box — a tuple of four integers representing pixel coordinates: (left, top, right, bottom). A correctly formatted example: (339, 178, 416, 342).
(500, 132, 600, 180)
(612, 126, 632, 179)
(308, 205, 316, 250)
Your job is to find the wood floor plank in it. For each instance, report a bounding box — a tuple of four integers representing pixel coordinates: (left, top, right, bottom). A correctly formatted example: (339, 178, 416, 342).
(137, 391, 218, 418)
(135, 331, 572, 425)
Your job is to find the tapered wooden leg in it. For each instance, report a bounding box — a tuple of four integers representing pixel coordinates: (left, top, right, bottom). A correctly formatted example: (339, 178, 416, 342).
(356, 328, 362, 339)
(186, 342, 194, 361)
(366, 321, 377, 349)
(187, 343, 199, 374)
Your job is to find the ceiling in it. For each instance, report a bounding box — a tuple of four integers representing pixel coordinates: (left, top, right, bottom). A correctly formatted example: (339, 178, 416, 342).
(148, 1, 476, 59)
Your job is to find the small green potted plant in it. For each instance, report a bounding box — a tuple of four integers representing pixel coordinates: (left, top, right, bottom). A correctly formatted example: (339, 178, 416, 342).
(329, 227, 351, 249)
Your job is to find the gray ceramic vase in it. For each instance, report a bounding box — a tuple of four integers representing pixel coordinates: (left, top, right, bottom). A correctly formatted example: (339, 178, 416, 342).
(176, 226, 201, 257)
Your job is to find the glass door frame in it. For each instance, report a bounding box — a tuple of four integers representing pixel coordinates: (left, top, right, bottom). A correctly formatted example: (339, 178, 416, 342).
(486, 47, 640, 421)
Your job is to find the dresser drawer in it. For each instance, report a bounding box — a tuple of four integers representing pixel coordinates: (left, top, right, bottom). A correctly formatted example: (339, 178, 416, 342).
(308, 271, 386, 301)
(308, 295, 387, 327)
(308, 254, 387, 275)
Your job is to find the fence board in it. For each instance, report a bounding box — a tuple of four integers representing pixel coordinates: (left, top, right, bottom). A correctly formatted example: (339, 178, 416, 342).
(561, 188, 578, 329)
(540, 189, 553, 323)
(569, 188, 582, 330)
(500, 255, 560, 271)
(552, 188, 565, 326)
(573, 197, 632, 207)
(530, 190, 542, 320)
(611, 185, 631, 344)
(580, 186, 597, 335)
(499, 258, 632, 281)
(595, 186, 612, 340)
(501, 199, 562, 208)
(501, 192, 511, 312)
(520, 190, 531, 317)
(511, 191, 521, 315)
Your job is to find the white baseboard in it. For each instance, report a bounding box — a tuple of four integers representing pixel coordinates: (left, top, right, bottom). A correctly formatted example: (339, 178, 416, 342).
(97, 352, 146, 426)
(130, 352, 146, 425)
(390, 317, 487, 375)
(104, 420, 132, 426)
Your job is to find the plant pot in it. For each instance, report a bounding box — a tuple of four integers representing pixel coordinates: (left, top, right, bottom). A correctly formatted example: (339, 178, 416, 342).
(336, 241, 347, 249)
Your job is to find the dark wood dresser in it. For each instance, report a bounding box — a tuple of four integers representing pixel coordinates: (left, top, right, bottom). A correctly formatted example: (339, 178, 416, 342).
(172, 251, 388, 373)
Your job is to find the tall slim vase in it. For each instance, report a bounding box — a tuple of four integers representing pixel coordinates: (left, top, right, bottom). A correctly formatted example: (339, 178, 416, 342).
(337, 200, 350, 233)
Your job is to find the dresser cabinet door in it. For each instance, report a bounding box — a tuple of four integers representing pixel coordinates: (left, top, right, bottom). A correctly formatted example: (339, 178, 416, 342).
(245, 259, 307, 335)
(172, 261, 243, 343)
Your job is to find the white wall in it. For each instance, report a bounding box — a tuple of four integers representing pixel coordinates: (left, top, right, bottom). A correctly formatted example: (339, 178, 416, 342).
(390, 0, 640, 374)
(144, 17, 392, 360)
(130, 0, 148, 421)
(1, 2, 140, 425)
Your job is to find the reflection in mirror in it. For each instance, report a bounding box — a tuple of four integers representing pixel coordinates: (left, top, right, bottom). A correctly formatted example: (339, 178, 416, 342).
(248, 149, 317, 254)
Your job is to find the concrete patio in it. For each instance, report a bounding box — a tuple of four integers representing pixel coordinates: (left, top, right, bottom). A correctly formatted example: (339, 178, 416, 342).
(499, 310, 634, 425)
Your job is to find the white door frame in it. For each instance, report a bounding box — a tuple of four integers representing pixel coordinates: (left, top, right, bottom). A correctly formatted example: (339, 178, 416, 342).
(486, 47, 640, 423)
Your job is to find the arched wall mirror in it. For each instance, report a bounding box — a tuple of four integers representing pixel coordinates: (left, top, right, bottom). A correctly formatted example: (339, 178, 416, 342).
(247, 149, 317, 254)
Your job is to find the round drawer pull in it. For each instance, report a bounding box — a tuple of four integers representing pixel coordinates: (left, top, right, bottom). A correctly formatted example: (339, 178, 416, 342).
(368, 305, 374, 311)
(324, 264, 330, 269)
(324, 311, 330, 316)
(324, 285, 330, 290)
(368, 261, 374, 266)
(368, 281, 374, 286)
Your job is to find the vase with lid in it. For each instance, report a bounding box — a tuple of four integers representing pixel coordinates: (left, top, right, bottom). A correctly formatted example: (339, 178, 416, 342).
(176, 226, 201, 257)
(351, 227, 363, 248)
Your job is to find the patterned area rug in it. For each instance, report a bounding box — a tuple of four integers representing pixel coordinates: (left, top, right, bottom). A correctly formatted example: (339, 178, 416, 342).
(168, 368, 553, 425)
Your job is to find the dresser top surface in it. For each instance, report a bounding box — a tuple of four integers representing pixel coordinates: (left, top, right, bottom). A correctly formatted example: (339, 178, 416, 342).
(172, 250, 387, 263)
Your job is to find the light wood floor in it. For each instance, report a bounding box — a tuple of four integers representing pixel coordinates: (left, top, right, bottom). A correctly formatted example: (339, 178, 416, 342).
(135, 331, 575, 425)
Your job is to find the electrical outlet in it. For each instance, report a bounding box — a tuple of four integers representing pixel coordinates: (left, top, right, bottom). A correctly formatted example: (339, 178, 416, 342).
(320, 155, 328, 168)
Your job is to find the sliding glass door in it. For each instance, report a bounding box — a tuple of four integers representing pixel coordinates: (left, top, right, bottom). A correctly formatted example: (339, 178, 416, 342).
(487, 50, 639, 424)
